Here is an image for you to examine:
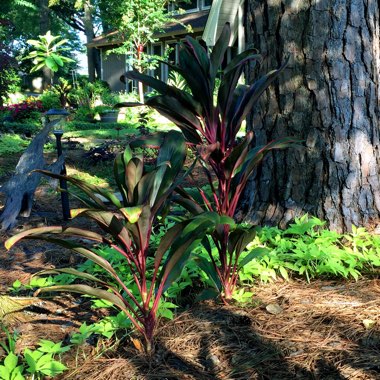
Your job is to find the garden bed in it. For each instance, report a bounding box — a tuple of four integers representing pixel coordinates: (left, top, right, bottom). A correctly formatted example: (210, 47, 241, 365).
(0, 233, 380, 379)
(1, 137, 380, 380)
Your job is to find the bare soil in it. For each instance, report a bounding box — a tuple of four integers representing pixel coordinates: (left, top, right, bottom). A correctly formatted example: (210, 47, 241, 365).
(1, 143, 380, 379)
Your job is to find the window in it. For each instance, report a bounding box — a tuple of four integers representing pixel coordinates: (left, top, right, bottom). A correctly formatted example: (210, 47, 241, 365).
(178, 0, 198, 11)
(166, 41, 178, 64)
(168, 0, 212, 12)
(150, 43, 163, 81)
(169, 0, 198, 12)
(202, 0, 212, 8)
(164, 41, 178, 82)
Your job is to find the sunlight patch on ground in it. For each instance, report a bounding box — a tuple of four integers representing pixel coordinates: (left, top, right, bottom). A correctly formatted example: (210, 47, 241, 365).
(66, 167, 112, 188)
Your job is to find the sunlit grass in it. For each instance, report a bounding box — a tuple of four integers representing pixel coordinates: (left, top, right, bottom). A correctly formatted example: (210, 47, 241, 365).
(0, 134, 30, 156)
(66, 166, 114, 189)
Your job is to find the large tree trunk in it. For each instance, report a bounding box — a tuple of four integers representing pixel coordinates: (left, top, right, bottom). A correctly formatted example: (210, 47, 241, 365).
(241, 0, 380, 232)
(83, 0, 101, 81)
(39, 0, 53, 89)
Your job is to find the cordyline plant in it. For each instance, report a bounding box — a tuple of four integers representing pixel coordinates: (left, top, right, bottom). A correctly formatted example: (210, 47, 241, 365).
(117, 23, 298, 302)
(5, 131, 232, 352)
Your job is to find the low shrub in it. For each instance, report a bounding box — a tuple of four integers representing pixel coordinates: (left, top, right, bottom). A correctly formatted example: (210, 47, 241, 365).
(0, 68, 21, 104)
(71, 106, 95, 122)
(0, 121, 41, 136)
(65, 121, 135, 132)
(234, 215, 380, 283)
(0, 133, 30, 155)
(0, 99, 44, 122)
(40, 89, 61, 110)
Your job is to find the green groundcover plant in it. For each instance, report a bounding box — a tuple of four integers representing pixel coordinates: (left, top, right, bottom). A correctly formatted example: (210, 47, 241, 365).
(5, 131, 233, 353)
(117, 23, 299, 302)
(0, 326, 69, 380)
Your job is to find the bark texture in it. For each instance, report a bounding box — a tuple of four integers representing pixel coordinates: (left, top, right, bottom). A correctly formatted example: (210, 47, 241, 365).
(39, 0, 53, 89)
(241, 0, 380, 232)
(83, 0, 101, 81)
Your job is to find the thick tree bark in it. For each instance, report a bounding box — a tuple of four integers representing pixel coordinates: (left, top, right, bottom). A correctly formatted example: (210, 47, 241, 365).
(83, 0, 101, 81)
(39, 0, 53, 89)
(241, 0, 380, 232)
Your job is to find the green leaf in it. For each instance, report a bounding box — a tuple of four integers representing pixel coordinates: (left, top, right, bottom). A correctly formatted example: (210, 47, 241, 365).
(5, 226, 106, 250)
(146, 96, 203, 144)
(24, 349, 40, 373)
(4, 353, 18, 371)
(12, 367, 25, 380)
(231, 58, 289, 129)
(37, 359, 67, 376)
(37, 340, 70, 354)
(12, 280, 22, 289)
(36, 284, 127, 312)
(50, 53, 63, 67)
(279, 266, 289, 280)
(45, 57, 59, 72)
(119, 206, 143, 223)
(238, 247, 270, 270)
(0, 364, 10, 379)
(26, 39, 41, 47)
(195, 255, 222, 292)
(34, 169, 122, 209)
(228, 226, 257, 257)
(30, 62, 45, 73)
(36, 268, 109, 287)
(210, 23, 230, 82)
(158, 214, 221, 294)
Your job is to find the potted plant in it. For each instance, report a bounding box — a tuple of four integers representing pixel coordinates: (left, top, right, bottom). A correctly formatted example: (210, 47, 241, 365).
(94, 105, 119, 123)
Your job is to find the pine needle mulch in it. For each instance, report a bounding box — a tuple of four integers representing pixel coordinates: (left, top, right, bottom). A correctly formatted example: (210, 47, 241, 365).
(64, 278, 380, 380)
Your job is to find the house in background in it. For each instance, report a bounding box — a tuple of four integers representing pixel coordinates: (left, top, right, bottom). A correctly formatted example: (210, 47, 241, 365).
(87, 0, 245, 92)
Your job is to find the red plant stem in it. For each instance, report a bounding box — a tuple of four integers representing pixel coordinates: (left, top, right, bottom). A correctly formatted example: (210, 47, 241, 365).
(110, 244, 142, 294)
(220, 118, 226, 153)
(142, 312, 156, 353)
(116, 235, 142, 272)
(197, 160, 220, 213)
(228, 180, 246, 217)
(110, 290, 145, 328)
(146, 260, 162, 310)
(207, 240, 224, 283)
(230, 245, 244, 287)
(108, 267, 144, 313)
(136, 222, 150, 309)
(198, 187, 213, 211)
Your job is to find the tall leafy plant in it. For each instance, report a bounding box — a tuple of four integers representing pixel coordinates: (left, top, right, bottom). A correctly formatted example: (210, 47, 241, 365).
(117, 23, 298, 302)
(23, 31, 75, 86)
(5, 131, 231, 352)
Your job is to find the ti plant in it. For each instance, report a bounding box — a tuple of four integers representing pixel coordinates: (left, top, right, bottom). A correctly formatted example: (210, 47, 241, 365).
(5, 131, 231, 353)
(117, 23, 298, 302)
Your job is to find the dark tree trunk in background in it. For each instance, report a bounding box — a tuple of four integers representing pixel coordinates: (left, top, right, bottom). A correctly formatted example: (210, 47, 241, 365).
(83, 0, 101, 81)
(39, 0, 53, 89)
(241, 0, 380, 232)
